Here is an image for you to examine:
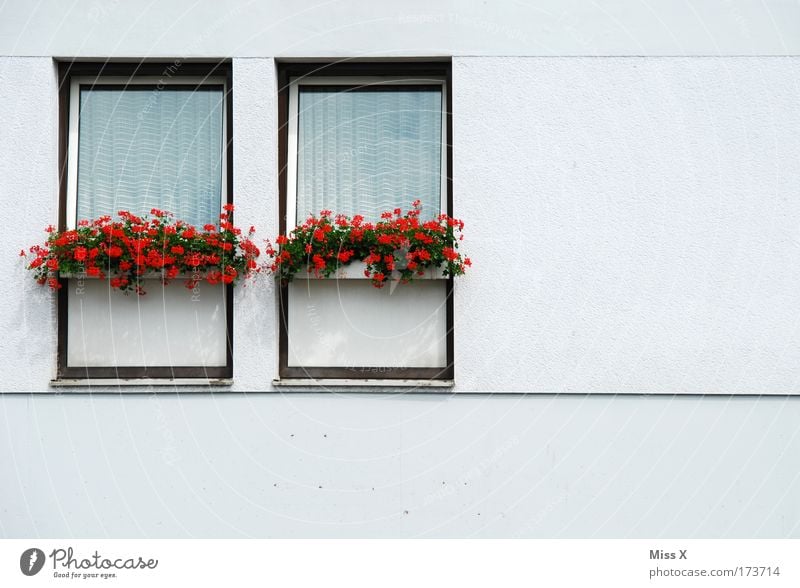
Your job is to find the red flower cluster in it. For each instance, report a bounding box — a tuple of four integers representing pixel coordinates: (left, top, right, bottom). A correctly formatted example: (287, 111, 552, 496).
(266, 200, 470, 288)
(23, 206, 261, 294)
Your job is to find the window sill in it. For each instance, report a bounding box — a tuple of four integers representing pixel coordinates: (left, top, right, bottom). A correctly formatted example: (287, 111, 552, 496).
(49, 378, 233, 388)
(272, 378, 454, 389)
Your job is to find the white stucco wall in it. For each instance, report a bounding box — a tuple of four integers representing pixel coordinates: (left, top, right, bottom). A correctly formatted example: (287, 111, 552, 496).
(1, 56, 59, 392)
(2, 0, 800, 538)
(454, 56, 800, 394)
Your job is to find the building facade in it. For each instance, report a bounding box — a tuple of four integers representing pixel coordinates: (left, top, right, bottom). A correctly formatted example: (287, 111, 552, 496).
(1, 1, 799, 537)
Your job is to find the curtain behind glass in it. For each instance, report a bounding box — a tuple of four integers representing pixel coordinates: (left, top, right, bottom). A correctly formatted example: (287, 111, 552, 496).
(77, 86, 224, 227)
(296, 86, 442, 223)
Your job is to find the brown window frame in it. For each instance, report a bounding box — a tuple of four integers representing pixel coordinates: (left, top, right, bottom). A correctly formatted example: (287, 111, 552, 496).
(56, 60, 234, 380)
(277, 61, 454, 381)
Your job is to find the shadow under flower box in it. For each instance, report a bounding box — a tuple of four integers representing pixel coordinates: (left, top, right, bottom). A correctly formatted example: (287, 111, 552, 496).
(295, 260, 446, 280)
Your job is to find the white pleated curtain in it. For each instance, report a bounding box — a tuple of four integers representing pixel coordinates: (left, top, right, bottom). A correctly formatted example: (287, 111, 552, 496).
(77, 86, 224, 227)
(296, 86, 442, 222)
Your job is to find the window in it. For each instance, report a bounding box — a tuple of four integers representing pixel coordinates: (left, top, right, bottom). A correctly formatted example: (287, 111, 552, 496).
(278, 62, 454, 382)
(56, 62, 233, 381)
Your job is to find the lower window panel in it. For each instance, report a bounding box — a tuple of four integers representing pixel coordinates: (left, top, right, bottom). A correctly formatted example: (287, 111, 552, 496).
(66, 279, 227, 368)
(287, 279, 447, 369)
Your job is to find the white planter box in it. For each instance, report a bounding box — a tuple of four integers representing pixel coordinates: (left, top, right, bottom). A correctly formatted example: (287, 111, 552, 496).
(59, 269, 209, 280)
(295, 260, 445, 280)
(66, 278, 227, 367)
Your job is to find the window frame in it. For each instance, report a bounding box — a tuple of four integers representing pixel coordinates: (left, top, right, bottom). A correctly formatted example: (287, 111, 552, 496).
(55, 61, 235, 381)
(277, 61, 455, 382)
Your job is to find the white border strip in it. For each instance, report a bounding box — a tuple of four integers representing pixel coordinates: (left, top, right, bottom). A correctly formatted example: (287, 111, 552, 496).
(285, 75, 448, 228)
(66, 76, 228, 230)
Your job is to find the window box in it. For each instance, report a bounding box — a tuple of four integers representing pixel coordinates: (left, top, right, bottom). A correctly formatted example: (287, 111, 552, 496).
(267, 203, 468, 287)
(296, 260, 445, 280)
(27, 208, 261, 295)
(58, 270, 213, 280)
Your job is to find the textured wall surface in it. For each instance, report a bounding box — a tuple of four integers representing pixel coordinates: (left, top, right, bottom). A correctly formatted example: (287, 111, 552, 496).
(454, 56, 800, 394)
(0, 57, 58, 392)
(2, 55, 800, 537)
(230, 57, 280, 392)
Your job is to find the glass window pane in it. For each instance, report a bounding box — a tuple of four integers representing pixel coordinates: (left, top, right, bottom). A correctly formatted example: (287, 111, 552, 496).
(296, 85, 442, 222)
(77, 86, 224, 227)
